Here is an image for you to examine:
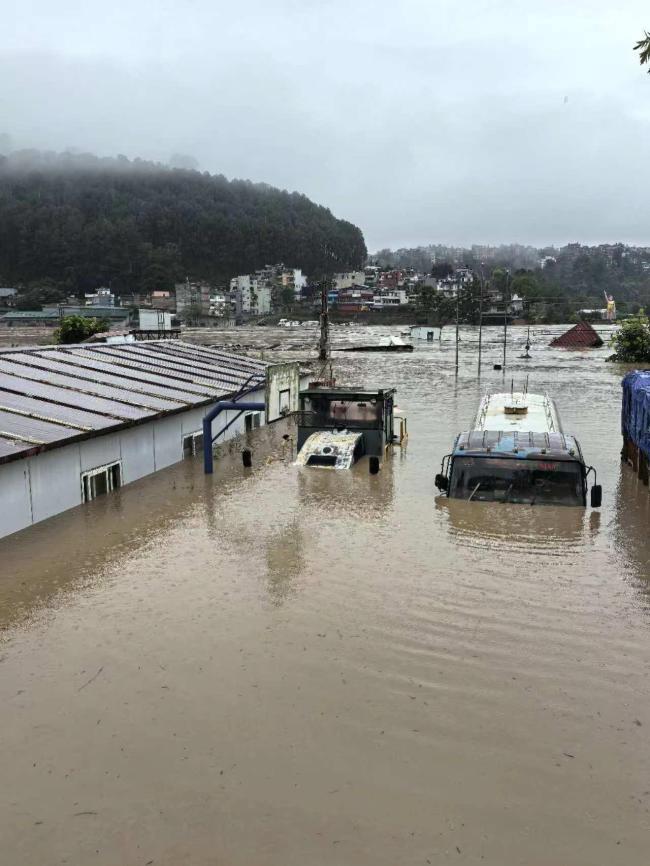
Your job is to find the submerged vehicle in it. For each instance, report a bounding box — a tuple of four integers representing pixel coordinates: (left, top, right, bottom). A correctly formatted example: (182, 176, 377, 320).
(295, 387, 406, 470)
(435, 391, 602, 507)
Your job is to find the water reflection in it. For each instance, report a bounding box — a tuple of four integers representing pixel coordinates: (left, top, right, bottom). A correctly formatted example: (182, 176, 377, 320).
(435, 496, 590, 553)
(611, 464, 650, 603)
(296, 455, 395, 519)
(0, 422, 296, 632)
(264, 517, 306, 605)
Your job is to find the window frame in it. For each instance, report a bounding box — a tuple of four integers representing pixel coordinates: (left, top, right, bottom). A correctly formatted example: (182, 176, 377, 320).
(81, 461, 122, 503)
(182, 430, 204, 458)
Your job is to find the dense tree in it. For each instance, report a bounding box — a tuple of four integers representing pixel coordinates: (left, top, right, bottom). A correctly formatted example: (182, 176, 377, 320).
(634, 31, 650, 70)
(55, 315, 109, 344)
(0, 150, 366, 297)
(609, 313, 650, 362)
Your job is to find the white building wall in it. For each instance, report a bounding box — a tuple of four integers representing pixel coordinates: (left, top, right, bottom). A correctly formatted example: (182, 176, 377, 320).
(333, 271, 365, 291)
(0, 461, 33, 536)
(120, 425, 156, 483)
(152, 415, 185, 471)
(138, 309, 173, 331)
(254, 285, 272, 315)
(0, 386, 266, 540)
(29, 446, 83, 524)
(293, 269, 307, 299)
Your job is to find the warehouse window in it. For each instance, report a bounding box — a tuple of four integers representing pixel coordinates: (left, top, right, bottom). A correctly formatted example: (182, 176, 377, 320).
(278, 389, 291, 416)
(81, 462, 122, 503)
(245, 412, 261, 433)
(183, 431, 204, 458)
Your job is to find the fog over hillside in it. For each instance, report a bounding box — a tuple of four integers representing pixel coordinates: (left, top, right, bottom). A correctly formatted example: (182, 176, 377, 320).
(1, 1, 649, 249)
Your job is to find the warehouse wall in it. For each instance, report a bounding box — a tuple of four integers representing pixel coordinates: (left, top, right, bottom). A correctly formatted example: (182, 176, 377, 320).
(0, 388, 266, 540)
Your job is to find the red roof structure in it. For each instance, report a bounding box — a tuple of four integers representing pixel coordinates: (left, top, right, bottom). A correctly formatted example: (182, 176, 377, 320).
(550, 321, 604, 348)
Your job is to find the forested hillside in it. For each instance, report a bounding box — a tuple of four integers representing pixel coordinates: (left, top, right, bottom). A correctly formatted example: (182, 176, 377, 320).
(0, 151, 366, 300)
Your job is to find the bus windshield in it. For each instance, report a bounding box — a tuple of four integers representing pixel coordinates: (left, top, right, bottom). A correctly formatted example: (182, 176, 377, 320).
(448, 456, 585, 506)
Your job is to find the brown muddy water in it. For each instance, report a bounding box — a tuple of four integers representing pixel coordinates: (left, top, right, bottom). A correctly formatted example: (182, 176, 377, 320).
(1, 326, 649, 866)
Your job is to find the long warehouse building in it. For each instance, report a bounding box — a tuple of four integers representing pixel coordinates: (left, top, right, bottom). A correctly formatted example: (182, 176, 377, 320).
(0, 340, 298, 539)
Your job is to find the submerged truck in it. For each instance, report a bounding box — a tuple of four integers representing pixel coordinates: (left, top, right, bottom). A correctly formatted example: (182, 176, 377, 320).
(295, 386, 406, 470)
(435, 391, 602, 507)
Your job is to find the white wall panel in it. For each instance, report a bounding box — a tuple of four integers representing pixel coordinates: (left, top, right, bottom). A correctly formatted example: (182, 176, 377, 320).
(28, 445, 82, 524)
(120, 425, 155, 483)
(79, 434, 121, 472)
(0, 460, 33, 538)
(152, 415, 183, 470)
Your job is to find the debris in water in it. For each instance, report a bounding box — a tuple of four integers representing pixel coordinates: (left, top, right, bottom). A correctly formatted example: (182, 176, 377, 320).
(78, 666, 104, 691)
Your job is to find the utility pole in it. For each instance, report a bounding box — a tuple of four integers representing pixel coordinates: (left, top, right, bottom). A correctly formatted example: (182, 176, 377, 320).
(318, 278, 329, 363)
(477, 263, 485, 375)
(503, 270, 509, 370)
(455, 278, 460, 374)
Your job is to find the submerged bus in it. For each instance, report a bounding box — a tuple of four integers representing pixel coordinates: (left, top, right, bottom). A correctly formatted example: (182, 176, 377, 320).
(435, 391, 602, 507)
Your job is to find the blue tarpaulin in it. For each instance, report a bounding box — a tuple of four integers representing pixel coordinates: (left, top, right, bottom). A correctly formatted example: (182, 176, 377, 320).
(622, 371, 650, 458)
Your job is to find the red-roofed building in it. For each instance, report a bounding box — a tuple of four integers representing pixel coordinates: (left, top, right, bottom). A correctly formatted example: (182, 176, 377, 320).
(550, 321, 604, 348)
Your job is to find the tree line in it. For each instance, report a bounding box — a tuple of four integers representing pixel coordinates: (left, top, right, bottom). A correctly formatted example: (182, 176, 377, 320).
(0, 150, 366, 307)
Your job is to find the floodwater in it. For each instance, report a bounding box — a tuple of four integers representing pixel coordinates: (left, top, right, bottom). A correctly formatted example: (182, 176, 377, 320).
(1, 325, 649, 866)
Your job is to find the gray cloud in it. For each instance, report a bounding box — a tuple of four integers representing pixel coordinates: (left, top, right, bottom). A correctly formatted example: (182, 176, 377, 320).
(2, 0, 649, 250)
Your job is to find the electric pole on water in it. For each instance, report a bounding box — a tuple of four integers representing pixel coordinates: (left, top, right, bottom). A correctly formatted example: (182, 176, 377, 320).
(503, 270, 510, 370)
(478, 264, 485, 375)
(318, 279, 329, 363)
(455, 277, 460, 374)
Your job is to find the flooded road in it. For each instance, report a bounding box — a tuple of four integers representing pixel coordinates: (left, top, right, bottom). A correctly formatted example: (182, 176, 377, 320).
(1, 326, 649, 865)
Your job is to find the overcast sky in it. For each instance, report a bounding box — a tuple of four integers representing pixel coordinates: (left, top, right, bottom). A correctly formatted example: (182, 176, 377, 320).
(2, 1, 649, 251)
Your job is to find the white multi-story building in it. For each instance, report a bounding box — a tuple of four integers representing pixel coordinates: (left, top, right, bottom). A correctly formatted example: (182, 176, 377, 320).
(332, 271, 366, 291)
(229, 275, 271, 315)
(373, 289, 409, 309)
(85, 287, 115, 307)
(291, 269, 307, 299)
(364, 266, 380, 287)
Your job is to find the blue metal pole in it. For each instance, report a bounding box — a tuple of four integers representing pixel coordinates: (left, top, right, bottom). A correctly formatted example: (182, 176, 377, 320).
(202, 401, 265, 474)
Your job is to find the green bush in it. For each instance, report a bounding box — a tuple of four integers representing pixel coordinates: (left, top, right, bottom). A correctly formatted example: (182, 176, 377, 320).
(609, 312, 650, 362)
(55, 315, 110, 344)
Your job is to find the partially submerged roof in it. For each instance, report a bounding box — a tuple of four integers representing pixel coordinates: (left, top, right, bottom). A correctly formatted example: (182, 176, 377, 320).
(550, 321, 604, 348)
(0, 340, 267, 465)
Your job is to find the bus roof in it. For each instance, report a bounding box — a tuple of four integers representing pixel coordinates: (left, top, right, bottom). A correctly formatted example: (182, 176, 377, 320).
(474, 392, 561, 434)
(452, 429, 583, 462)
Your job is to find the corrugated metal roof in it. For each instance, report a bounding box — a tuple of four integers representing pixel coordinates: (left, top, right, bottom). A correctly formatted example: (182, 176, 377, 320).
(0, 340, 268, 464)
